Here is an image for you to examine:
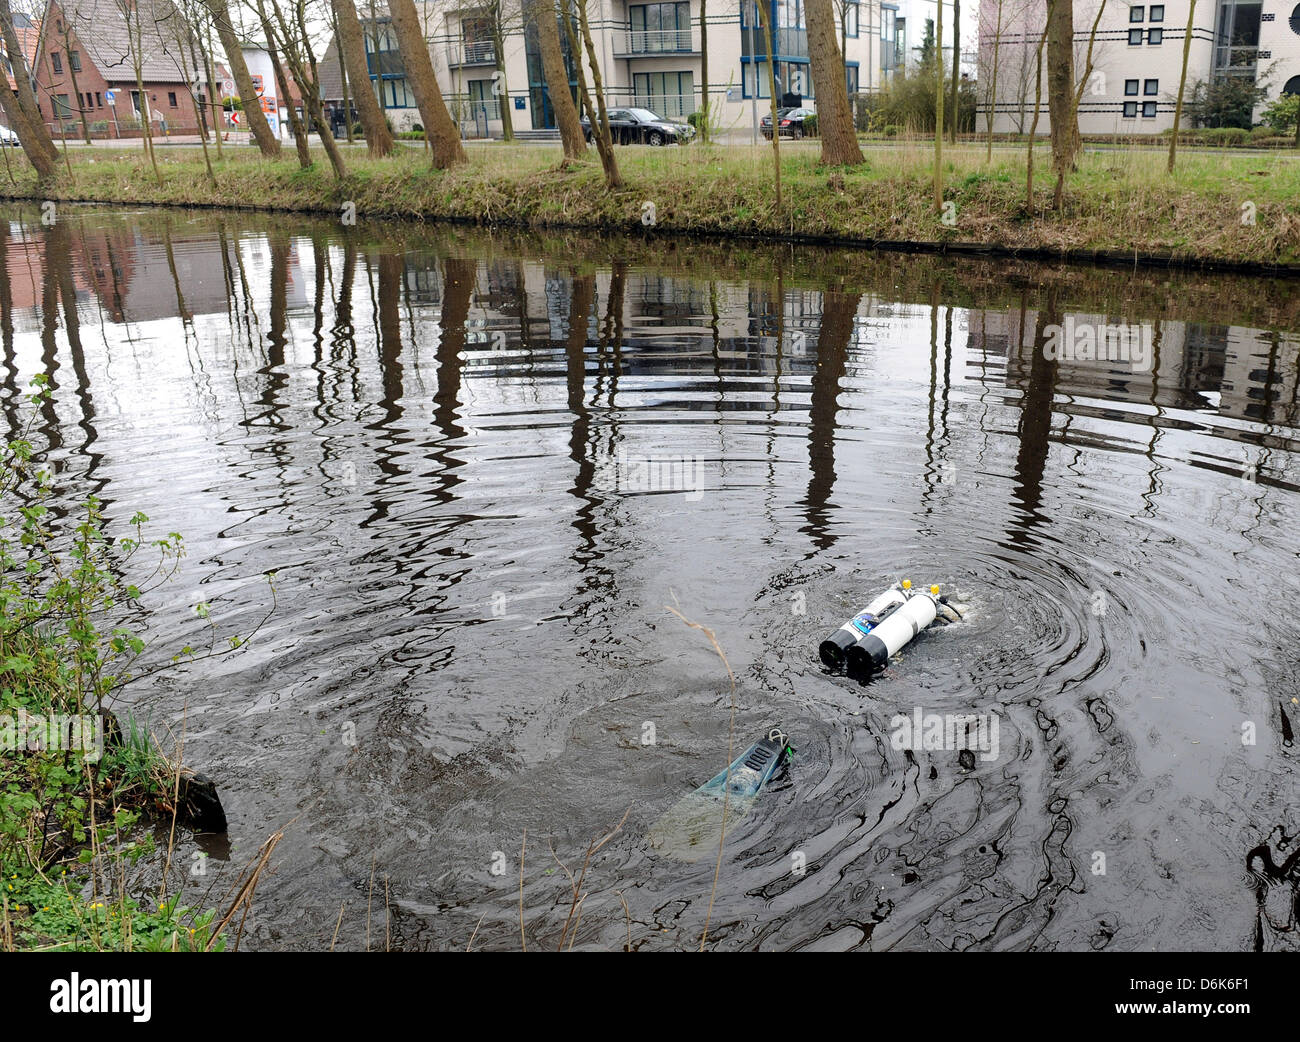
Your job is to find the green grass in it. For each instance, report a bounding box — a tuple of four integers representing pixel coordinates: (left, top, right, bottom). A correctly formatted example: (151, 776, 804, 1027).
(1, 138, 1298, 266)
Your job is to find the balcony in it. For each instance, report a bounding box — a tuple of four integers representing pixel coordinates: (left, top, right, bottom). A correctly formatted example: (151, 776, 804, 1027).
(740, 26, 808, 59)
(613, 28, 698, 57)
(448, 39, 497, 67)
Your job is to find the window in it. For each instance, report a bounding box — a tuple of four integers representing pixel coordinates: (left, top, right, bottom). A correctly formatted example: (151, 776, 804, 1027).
(846, 62, 859, 94)
(1148, 27, 1163, 42)
(1143, 78, 1158, 94)
(95, 91, 101, 107)
(633, 70, 695, 117)
(1123, 101, 1138, 116)
(1291, 2, 1300, 34)
(1142, 100, 1157, 116)
(1128, 28, 1143, 43)
(1130, 5, 1144, 20)
(1150, 4, 1164, 20)
(168, 91, 177, 106)
(1124, 79, 1139, 95)
(53, 93, 70, 118)
(742, 60, 771, 98)
(740, 0, 758, 27)
(69, 50, 80, 72)
(846, 0, 859, 37)
(630, 2, 692, 51)
(51, 51, 62, 74)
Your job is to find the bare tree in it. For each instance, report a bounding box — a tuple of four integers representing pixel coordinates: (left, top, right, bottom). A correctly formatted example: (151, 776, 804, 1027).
(334, 0, 391, 153)
(1167, 0, 1195, 171)
(525, 0, 582, 159)
(933, 0, 943, 208)
(205, 0, 280, 154)
(755, 0, 781, 208)
(256, 0, 348, 176)
(0, 0, 59, 173)
(1025, 0, 1049, 207)
(806, 0, 863, 164)
(1054, 0, 1104, 206)
(949, 0, 959, 143)
(983, 0, 1003, 159)
(158, 0, 216, 183)
(326, 0, 354, 143)
(1045, 0, 1077, 195)
(387, 0, 463, 166)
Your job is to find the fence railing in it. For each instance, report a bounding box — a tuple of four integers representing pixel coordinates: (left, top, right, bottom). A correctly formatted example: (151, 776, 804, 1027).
(616, 28, 696, 55)
(450, 39, 497, 66)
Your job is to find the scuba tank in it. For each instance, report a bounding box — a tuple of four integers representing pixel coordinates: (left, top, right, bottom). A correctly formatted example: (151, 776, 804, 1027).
(818, 586, 908, 670)
(697, 728, 794, 799)
(822, 580, 944, 678)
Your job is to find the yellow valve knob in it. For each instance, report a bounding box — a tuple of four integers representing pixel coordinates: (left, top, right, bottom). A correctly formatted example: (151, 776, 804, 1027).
(930, 584, 940, 596)
(902, 579, 911, 590)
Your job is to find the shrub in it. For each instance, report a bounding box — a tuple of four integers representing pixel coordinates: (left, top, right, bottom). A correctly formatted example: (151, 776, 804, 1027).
(1261, 94, 1299, 135)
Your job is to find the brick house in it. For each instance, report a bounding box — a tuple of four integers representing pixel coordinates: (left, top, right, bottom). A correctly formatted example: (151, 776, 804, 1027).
(32, 0, 218, 138)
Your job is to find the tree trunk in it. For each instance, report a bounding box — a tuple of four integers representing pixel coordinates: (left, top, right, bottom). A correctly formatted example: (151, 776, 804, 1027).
(805, 0, 863, 165)
(492, 11, 513, 141)
(530, 0, 584, 159)
(949, 0, 959, 143)
(756, 0, 781, 210)
(986, 0, 1002, 161)
(0, 0, 59, 168)
(1026, 2, 1049, 208)
(1168, 0, 1196, 172)
(334, 0, 393, 155)
(205, 0, 280, 155)
(61, 31, 92, 144)
(933, 0, 944, 208)
(387, 0, 465, 167)
(263, 25, 310, 167)
(699, 0, 709, 141)
(1045, 0, 1077, 190)
(574, 0, 621, 187)
(330, 2, 355, 143)
(0, 74, 58, 178)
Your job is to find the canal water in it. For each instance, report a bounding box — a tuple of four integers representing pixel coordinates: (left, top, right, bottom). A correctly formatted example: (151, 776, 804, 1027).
(2, 204, 1298, 950)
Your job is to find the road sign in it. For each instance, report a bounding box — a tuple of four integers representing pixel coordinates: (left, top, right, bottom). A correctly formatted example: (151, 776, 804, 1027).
(252, 74, 264, 97)
(229, 110, 243, 126)
(260, 96, 275, 114)
(104, 89, 116, 105)
(221, 78, 234, 95)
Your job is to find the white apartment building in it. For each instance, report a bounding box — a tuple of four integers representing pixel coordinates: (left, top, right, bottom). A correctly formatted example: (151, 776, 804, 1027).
(979, 0, 1300, 135)
(321, 0, 906, 137)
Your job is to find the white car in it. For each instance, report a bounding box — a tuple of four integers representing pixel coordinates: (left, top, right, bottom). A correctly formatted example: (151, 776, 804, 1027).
(0, 125, 20, 146)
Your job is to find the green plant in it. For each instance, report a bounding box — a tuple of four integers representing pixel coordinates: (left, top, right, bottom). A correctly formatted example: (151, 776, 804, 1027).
(1261, 94, 1299, 135)
(0, 378, 272, 951)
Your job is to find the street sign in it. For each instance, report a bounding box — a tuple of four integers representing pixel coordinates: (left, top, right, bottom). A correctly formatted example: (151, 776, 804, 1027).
(260, 96, 275, 114)
(104, 89, 116, 105)
(252, 74, 264, 97)
(221, 78, 234, 95)
(229, 110, 243, 126)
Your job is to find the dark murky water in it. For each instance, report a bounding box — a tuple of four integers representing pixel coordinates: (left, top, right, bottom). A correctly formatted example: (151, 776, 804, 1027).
(3, 204, 1299, 951)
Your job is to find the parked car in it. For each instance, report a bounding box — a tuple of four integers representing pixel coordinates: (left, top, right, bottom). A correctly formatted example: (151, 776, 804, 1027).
(0, 125, 19, 147)
(581, 107, 695, 146)
(760, 107, 817, 140)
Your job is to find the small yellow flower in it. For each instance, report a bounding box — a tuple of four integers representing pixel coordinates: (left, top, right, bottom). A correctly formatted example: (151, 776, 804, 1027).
(42, 906, 49, 912)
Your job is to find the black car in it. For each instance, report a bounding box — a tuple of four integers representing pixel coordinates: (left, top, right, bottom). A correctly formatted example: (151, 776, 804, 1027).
(760, 107, 817, 140)
(581, 107, 695, 146)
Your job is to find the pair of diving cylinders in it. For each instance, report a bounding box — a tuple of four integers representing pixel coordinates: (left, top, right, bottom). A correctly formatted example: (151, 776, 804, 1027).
(819, 580, 940, 678)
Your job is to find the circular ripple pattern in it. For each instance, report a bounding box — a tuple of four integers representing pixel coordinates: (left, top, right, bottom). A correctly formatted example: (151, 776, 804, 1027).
(3, 207, 1299, 951)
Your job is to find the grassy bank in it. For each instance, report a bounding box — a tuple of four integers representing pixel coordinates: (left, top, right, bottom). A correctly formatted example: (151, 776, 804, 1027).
(0, 379, 271, 951)
(2, 140, 1299, 269)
